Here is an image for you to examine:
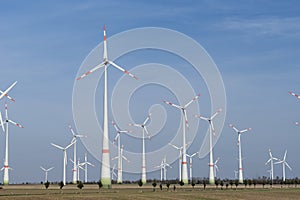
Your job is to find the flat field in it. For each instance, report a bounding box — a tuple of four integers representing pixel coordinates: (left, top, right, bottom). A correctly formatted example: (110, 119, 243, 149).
(0, 184, 299, 200)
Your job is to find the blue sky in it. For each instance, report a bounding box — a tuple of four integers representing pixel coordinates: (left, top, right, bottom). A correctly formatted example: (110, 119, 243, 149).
(1, 0, 300, 183)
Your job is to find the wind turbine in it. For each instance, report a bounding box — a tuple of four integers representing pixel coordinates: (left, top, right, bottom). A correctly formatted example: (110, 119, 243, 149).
(40, 166, 54, 183)
(51, 141, 75, 185)
(81, 153, 94, 183)
(0, 81, 17, 102)
(68, 125, 85, 184)
(164, 94, 200, 184)
(275, 150, 292, 182)
(1, 103, 24, 185)
(111, 164, 117, 181)
(76, 26, 137, 188)
(214, 157, 220, 178)
(186, 152, 198, 182)
(129, 113, 151, 184)
(265, 149, 279, 183)
(70, 158, 85, 182)
(112, 144, 129, 184)
(112, 121, 130, 183)
(228, 123, 251, 184)
(169, 143, 183, 182)
(194, 108, 222, 184)
(155, 156, 171, 181)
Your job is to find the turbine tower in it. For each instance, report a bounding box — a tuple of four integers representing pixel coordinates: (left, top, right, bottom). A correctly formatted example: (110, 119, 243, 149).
(112, 121, 130, 183)
(1, 103, 24, 185)
(77, 26, 137, 188)
(275, 150, 292, 182)
(186, 152, 198, 182)
(81, 153, 94, 183)
(68, 125, 85, 184)
(129, 113, 152, 184)
(40, 166, 54, 183)
(51, 141, 75, 185)
(194, 108, 221, 184)
(164, 94, 200, 184)
(265, 149, 279, 183)
(229, 123, 251, 184)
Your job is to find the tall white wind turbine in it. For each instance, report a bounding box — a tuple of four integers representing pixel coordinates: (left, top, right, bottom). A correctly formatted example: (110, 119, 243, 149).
(68, 125, 85, 184)
(164, 94, 200, 184)
(51, 141, 75, 185)
(70, 158, 85, 182)
(40, 166, 54, 183)
(76, 26, 137, 188)
(112, 121, 130, 183)
(129, 113, 151, 184)
(81, 153, 94, 183)
(275, 150, 292, 182)
(186, 152, 198, 182)
(194, 108, 222, 184)
(265, 149, 279, 183)
(0, 81, 17, 102)
(229, 123, 251, 184)
(169, 143, 183, 182)
(1, 103, 24, 185)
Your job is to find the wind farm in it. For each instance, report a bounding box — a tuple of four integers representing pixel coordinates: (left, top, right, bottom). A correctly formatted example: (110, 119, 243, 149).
(1, 1, 300, 199)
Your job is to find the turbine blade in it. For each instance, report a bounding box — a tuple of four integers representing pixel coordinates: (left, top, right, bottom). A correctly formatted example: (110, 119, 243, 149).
(143, 113, 152, 125)
(144, 126, 151, 139)
(183, 109, 189, 128)
(168, 143, 180, 150)
(211, 121, 216, 135)
(48, 167, 54, 171)
(111, 120, 120, 132)
(194, 114, 209, 121)
(113, 133, 120, 144)
(40, 166, 46, 171)
(76, 61, 105, 80)
(284, 150, 287, 161)
(68, 125, 76, 136)
(108, 61, 138, 80)
(122, 155, 130, 162)
(285, 162, 292, 171)
(163, 100, 182, 109)
(296, 122, 300, 126)
(184, 93, 200, 108)
(0, 81, 17, 101)
(86, 162, 94, 167)
(211, 108, 222, 120)
(129, 123, 141, 127)
(8, 119, 24, 128)
(51, 143, 64, 150)
(103, 25, 108, 60)
(215, 157, 220, 164)
(5, 103, 8, 120)
(240, 128, 252, 133)
(0, 111, 4, 132)
(265, 158, 271, 165)
(289, 91, 300, 99)
(229, 124, 239, 133)
(66, 140, 76, 149)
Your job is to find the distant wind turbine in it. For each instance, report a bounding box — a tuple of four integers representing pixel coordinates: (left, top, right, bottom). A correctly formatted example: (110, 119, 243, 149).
(164, 94, 200, 184)
(186, 152, 198, 182)
(265, 149, 279, 182)
(194, 108, 222, 184)
(229, 123, 251, 184)
(51, 141, 75, 185)
(129, 113, 152, 184)
(275, 150, 292, 182)
(40, 166, 54, 183)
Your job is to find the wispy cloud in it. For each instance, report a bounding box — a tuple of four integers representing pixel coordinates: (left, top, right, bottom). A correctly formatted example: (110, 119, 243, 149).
(219, 17, 300, 38)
